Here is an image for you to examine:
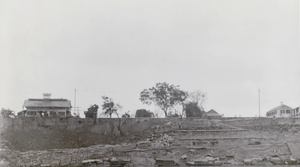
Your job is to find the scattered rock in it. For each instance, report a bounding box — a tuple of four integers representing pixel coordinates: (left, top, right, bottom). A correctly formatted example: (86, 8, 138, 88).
(82, 159, 103, 165)
(49, 159, 60, 166)
(270, 157, 283, 165)
(181, 154, 188, 160)
(243, 158, 252, 165)
(0, 159, 9, 167)
(60, 158, 71, 166)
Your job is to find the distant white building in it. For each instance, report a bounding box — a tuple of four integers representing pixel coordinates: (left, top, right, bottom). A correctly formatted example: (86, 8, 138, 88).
(266, 102, 293, 118)
(293, 106, 300, 117)
(23, 93, 72, 117)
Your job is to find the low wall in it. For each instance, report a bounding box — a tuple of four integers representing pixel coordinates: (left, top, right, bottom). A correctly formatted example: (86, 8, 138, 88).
(0, 117, 215, 137)
(0, 117, 174, 136)
(2, 117, 300, 135)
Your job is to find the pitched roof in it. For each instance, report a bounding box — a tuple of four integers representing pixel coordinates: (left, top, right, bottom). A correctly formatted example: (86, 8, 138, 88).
(207, 109, 218, 114)
(23, 99, 71, 108)
(267, 104, 292, 113)
(205, 109, 221, 117)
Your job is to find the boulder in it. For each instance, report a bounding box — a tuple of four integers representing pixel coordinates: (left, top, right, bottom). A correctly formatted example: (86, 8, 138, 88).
(243, 159, 252, 165)
(270, 157, 283, 165)
(0, 160, 9, 167)
(51, 160, 60, 166)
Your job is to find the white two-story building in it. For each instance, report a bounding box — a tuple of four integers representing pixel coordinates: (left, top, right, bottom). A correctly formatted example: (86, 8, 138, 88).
(23, 93, 72, 117)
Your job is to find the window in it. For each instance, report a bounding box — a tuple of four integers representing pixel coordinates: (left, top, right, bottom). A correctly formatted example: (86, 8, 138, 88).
(286, 110, 290, 114)
(27, 111, 36, 115)
(295, 108, 299, 116)
(58, 112, 66, 117)
(49, 112, 57, 117)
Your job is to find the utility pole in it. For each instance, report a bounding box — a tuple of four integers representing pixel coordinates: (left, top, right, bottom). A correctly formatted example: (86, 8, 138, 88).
(74, 89, 76, 116)
(258, 89, 261, 117)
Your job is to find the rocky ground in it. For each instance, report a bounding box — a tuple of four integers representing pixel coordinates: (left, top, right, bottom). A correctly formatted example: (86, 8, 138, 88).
(1, 118, 300, 166)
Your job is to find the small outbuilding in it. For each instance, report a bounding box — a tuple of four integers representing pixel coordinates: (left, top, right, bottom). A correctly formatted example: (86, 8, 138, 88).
(203, 109, 222, 118)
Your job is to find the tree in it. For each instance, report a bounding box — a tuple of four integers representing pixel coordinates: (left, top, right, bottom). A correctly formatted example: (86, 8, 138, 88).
(135, 109, 154, 117)
(140, 82, 188, 117)
(102, 96, 122, 118)
(186, 90, 206, 110)
(101, 96, 126, 136)
(1, 108, 15, 118)
(84, 104, 99, 119)
(122, 111, 130, 118)
(185, 102, 205, 117)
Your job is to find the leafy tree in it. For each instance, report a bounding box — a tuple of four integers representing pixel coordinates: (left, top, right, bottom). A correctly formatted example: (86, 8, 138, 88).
(135, 109, 154, 117)
(168, 104, 186, 117)
(186, 90, 206, 110)
(1, 108, 15, 118)
(84, 104, 99, 119)
(185, 102, 205, 117)
(102, 96, 122, 118)
(140, 82, 188, 117)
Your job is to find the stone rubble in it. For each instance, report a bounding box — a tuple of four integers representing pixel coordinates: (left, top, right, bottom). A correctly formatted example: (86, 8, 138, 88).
(1, 118, 300, 166)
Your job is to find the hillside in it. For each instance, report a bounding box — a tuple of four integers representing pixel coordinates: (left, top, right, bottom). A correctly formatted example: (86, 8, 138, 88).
(1, 117, 300, 166)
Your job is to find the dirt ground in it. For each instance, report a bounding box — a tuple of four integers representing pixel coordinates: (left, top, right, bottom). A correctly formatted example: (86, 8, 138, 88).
(1, 117, 300, 166)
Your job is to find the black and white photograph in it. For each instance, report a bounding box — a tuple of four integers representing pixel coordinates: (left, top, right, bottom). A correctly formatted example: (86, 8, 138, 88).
(0, 0, 299, 166)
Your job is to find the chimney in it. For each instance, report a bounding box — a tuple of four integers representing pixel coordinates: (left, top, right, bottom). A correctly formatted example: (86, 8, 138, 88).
(43, 93, 51, 99)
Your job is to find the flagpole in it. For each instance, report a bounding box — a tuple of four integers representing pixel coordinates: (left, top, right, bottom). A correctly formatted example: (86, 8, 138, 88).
(74, 89, 76, 116)
(258, 89, 260, 117)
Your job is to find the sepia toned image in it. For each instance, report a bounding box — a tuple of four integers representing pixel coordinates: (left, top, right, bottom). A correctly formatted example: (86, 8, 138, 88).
(0, 0, 299, 166)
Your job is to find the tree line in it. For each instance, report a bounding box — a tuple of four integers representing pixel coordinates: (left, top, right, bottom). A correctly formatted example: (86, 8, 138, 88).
(0, 82, 206, 119)
(84, 82, 206, 119)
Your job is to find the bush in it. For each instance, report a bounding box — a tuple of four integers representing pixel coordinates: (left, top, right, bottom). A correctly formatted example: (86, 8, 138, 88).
(84, 104, 98, 118)
(1, 108, 15, 118)
(122, 113, 130, 118)
(135, 109, 154, 117)
(185, 102, 205, 117)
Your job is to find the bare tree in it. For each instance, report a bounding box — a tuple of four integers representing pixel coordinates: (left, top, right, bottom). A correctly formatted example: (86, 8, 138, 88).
(186, 90, 206, 110)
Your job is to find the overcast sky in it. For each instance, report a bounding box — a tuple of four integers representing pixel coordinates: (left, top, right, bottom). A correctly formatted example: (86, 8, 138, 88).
(0, 0, 299, 117)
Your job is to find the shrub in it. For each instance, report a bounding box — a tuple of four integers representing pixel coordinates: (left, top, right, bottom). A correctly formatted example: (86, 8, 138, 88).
(135, 109, 154, 118)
